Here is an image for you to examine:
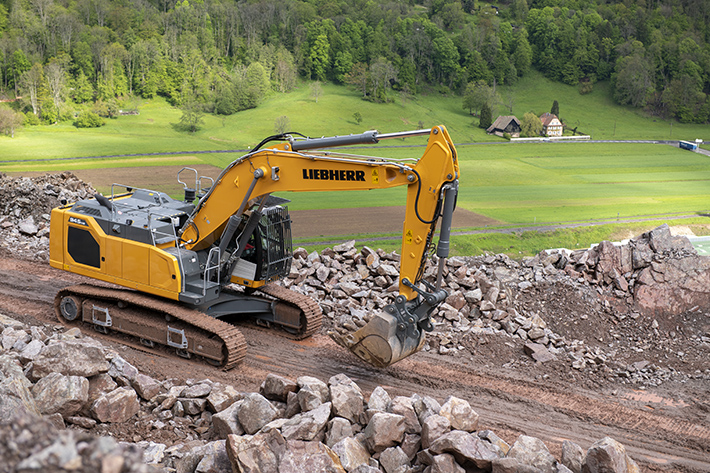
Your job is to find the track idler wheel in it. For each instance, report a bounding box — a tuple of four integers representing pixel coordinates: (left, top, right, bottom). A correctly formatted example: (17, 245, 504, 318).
(58, 296, 82, 322)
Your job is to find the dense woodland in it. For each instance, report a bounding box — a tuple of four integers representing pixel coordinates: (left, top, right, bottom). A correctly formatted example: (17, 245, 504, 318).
(0, 0, 709, 132)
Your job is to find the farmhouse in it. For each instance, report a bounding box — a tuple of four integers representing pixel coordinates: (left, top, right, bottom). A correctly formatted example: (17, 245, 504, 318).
(540, 113, 563, 137)
(487, 116, 521, 138)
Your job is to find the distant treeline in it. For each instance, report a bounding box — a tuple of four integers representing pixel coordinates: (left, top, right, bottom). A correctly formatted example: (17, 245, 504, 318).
(0, 0, 708, 125)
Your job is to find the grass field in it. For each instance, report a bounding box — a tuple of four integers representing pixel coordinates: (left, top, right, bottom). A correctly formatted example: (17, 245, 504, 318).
(1, 75, 709, 163)
(3, 79, 710, 257)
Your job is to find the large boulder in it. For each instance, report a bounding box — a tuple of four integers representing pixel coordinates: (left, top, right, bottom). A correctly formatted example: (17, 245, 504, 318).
(332, 437, 371, 472)
(329, 374, 364, 423)
(91, 387, 140, 423)
(363, 412, 406, 453)
(439, 396, 478, 432)
(31, 372, 89, 417)
(583, 437, 639, 473)
(281, 402, 332, 441)
(238, 393, 279, 435)
(506, 435, 556, 473)
(428, 430, 500, 470)
(30, 340, 109, 379)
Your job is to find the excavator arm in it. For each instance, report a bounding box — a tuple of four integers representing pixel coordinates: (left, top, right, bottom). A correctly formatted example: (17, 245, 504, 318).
(179, 126, 459, 367)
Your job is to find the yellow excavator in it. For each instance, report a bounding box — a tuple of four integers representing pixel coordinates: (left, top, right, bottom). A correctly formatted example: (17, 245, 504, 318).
(49, 125, 459, 369)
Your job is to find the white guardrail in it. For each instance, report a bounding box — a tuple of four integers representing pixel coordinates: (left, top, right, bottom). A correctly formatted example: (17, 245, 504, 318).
(510, 135, 591, 142)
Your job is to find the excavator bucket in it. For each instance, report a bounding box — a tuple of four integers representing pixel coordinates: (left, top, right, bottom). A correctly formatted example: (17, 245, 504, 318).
(330, 309, 426, 368)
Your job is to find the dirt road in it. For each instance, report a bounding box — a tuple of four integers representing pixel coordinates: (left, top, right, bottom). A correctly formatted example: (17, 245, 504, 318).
(0, 253, 707, 472)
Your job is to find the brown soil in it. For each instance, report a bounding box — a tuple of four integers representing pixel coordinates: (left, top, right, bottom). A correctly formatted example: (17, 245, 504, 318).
(10, 166, 498, 237)
(1, 251, 708, 472)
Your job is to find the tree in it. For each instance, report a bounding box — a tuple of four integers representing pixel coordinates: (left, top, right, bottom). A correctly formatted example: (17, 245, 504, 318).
(310, 81, 322, 103)
(21, 63, 44, 117)
(353, 111, 362, 125)
(45, 59, 66, 124)
(512, 31, 532, 77)
(368, 57, 396, 103)
(345, 62, 368, 98)
(71, 71, 94, 103)
(274, 115, 290, 134)
(309, 33, 329, 81)
(551, 100, 559, 117)
(521, 112, 542, 137)
(462, 80, 498, 116)
(613, 52, 655, 108)
(178, 98, 204, 133)
(479, 103, 492, 129)
(0, 107, 23, 137)
(273, 48, 296, 93)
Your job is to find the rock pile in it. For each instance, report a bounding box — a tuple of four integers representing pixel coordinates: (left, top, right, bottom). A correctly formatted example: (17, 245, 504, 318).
(0, 312, 639, 473)
(0, 171, 96, 261)
(283, 225, 709, 387)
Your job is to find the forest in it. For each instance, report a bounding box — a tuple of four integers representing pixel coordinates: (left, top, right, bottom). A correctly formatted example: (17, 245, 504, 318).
(0, 0, 709, 134)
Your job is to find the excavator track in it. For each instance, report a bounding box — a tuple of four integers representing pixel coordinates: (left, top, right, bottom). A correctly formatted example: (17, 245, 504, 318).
(54, 283, 247, 370)
(253, 283, 323, 340)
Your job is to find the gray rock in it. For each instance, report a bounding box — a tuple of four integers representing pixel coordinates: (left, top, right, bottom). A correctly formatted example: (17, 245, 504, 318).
(0, 377, 40, 421)
(132, 373, 162, 401)
(91, 387, 140, 423)
(212, 400, 245, 438)
(507, 435, 557, 473)
(390, 396, 421, 434)
(226, 429, 287, 473)
(281, 402, 332, 441)
(195, 440, 231, 473)
(208, 383, 241, 413)
(297, 376, 329, 411)
(379, 446, 409, 473)
(524, 342, 557, 363)
(491, 457, 544, 473)
(367, 386, 391, 412)
(279, 440, 346, 473)
(363, 412, 406, 453)
(183, 383, 212, 398)
(478, 430, 510, 455)
(561, 440, 584, 473)
(31, 340, 109, 379)
(181, 397, 208, 415)
(329, 374, 364, 423)
(413, 395, 442, 423)
(326, 417, 354, 448)
(582, 437, 639, 473)
(261, 374, 298, 402)
(238, 393, 279, 435)
(439, 396, 478, 432)
(432, 453, 465, 473)
(18, 217, 38, 235)
(18, 339, 44, 363)
(429, 430, 500, 470)
(332, 436, 371, 472)
(32, 372, 89, 417)
(422, 415, 452, 449)
(107, 355, 139, 382)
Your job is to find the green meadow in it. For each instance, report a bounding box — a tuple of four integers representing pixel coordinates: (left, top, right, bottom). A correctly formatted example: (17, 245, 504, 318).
(3, 79, 710, 257)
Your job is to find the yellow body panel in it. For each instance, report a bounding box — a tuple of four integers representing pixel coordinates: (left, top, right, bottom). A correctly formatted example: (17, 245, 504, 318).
(49, 207, 182, 300)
